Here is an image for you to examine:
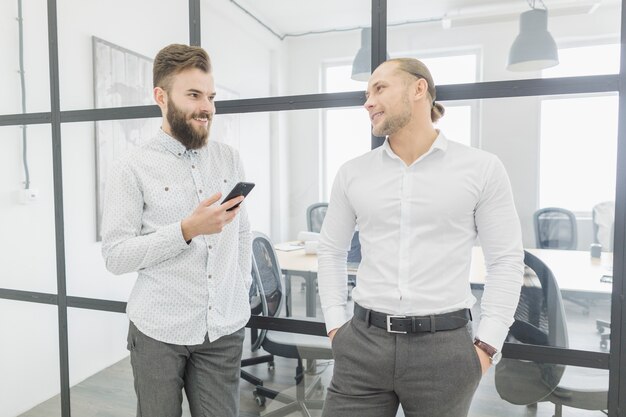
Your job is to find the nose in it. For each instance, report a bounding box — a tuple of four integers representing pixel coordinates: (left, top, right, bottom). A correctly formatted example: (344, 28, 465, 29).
(201, 96, 215, 114)
(364, 95, 374, 111)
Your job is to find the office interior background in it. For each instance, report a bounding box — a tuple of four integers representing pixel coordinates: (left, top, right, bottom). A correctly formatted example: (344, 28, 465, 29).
(1, 0, 625, 416)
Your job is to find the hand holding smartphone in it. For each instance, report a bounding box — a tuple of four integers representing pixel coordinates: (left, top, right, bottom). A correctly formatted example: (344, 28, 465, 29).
(221, 182, 255, 211)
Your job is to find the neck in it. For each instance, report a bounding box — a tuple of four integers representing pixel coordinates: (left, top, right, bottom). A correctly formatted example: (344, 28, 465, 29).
(388, 122, 439, 166)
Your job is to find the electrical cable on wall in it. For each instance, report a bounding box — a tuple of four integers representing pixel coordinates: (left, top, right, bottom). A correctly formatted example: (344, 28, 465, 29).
(17, 0, 30, 189)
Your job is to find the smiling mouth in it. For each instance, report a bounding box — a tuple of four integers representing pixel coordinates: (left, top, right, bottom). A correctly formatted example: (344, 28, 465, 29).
(370, 111, 384, 122)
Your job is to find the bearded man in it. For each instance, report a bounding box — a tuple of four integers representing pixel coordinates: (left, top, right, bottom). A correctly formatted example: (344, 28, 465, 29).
(101, 44, 251, 417)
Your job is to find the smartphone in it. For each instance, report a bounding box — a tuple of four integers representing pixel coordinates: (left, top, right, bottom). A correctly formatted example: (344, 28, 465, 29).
(221, 182, 255, 211)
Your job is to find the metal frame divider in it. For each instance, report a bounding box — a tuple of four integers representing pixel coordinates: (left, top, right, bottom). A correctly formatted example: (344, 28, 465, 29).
(0, 0, 623, 415)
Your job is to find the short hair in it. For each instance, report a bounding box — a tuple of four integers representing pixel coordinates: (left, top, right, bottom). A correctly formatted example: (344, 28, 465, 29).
(153, 44, 212, 91)
(386, 57, 445, 123)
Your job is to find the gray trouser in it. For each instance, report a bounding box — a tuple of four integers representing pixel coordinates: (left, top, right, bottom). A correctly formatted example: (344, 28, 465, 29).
(127, 321, 245, 417)
(322, 316, 482, 417)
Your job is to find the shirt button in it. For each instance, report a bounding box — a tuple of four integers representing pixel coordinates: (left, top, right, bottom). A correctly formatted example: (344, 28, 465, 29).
(208, 275, 212, 279)
(199, 190, 203, 194)
(209, 245, 213, 249)
(192, 165, 196, 169)
(208, 306, 212, 310)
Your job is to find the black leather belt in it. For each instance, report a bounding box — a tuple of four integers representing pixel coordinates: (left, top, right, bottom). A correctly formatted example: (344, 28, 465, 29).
(354, 303, 471, 334)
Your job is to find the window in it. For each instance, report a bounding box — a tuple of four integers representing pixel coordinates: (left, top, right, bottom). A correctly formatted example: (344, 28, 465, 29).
(539, 94, 618, 212)
(539, 44, 619, 212)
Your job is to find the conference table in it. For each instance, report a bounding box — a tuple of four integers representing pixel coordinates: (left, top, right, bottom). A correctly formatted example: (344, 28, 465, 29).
(276, 245, 614, 318)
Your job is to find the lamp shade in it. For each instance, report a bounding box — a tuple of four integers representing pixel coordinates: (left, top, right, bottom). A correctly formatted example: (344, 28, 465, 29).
(507, 8, 559, 72)
(351, 28, 372, 81)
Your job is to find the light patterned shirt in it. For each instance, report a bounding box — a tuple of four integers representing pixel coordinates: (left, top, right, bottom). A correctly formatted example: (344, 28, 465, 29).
(101, 129, 252, 345)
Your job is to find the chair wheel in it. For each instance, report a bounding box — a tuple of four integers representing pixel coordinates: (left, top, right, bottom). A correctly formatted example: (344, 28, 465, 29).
(268, 361, 275, 371)
(253, 390, 266, 407)
(598, 326, 605, 334)
(601, 340, 608, 350)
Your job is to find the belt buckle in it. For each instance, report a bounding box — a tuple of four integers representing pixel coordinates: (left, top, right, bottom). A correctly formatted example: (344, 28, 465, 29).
(386, 315, 407, 334)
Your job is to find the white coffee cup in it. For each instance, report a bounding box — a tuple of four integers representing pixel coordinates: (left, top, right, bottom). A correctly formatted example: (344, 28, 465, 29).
(304, 240, 319, 254)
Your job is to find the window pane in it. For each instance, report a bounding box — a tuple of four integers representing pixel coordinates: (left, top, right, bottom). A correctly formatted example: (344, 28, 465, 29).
(324, 107, 371, 199)
(388, 2, 620, 82)
(0, 125, 57, 293)
(57, 0, 189, 110)
(543, 44, 620, 78)
(203, 0, 371, 98)
(61, 111, 272, 298)
(436, 104, 473, 147)
(67, 309, 134, 417)
(1, 300, 61, 417)
(539, 95, 618, 212)
(0, 0, 50, 115)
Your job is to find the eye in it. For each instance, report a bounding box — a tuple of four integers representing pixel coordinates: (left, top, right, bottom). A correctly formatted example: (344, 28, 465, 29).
(189, 92, 199, 98)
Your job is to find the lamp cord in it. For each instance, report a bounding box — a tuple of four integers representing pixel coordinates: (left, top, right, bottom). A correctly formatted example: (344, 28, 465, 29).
(527, 0, 548, 10)
(17, 0, 30, 190)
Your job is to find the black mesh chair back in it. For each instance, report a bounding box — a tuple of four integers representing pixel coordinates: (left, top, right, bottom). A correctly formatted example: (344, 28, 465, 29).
(496, 251, 608, 415)
(495, 251, 568, 405)
(248, 232, 333, 414)
(307, 202, 328, 233)
(251, 233, 283, 319)
(534, 207, 578, 250)
(347, 230, 362, 264)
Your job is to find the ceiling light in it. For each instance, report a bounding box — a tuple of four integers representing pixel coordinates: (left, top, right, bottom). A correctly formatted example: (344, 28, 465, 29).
(507, 7, 559, 71)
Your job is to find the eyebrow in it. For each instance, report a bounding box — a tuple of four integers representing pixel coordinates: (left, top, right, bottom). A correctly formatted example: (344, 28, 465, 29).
(365, 80, 385, 98)
(187, 88, 216, 96)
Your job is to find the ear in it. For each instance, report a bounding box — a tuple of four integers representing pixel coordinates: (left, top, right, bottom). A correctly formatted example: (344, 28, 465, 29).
(154, 86, 167, 108)
(412, 78, 429, 101)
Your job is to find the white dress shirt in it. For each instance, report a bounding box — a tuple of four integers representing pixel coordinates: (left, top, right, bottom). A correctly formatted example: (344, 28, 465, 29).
(318, 133, 523, 351)
(101, 130, 252, 345)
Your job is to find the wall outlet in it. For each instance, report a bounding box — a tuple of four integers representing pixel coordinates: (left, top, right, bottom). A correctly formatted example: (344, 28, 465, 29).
(17, 188, 39, 204)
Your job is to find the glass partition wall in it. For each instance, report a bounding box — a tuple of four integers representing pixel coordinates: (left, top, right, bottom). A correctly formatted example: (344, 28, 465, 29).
(1, 0, 625, 416)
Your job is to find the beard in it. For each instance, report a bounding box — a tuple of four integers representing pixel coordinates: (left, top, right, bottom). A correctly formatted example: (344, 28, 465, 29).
(166, 98, 212, 150)
(372, 93, 412, 137)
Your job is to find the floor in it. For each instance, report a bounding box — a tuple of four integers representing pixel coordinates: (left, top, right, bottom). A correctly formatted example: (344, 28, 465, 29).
(19, 284, 610, 417)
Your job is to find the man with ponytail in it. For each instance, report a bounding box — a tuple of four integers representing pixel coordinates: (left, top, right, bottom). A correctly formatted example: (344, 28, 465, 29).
(318, 58, 524, 417)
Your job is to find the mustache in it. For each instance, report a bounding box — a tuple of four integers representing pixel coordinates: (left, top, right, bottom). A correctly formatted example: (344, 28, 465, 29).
(191, 112, 213, 121)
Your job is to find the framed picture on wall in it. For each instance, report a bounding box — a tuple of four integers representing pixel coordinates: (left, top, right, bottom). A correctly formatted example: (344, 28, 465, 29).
(93, 36, 159, 241)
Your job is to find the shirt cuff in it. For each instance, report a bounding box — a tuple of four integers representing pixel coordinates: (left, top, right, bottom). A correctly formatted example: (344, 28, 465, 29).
(322, 305, 349, 335)
(475, 317, 511, 352)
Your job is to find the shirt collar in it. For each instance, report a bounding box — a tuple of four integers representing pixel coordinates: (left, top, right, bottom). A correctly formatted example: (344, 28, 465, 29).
(156, 128, 188, 158)
(381, 130, 449, 164)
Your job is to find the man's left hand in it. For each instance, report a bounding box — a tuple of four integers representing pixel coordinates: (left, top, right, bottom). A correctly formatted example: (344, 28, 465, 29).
(474, 346, 491, 375)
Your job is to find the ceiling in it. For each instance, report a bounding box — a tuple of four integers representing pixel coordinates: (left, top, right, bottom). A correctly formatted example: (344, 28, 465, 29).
(230, 0, 613, 36)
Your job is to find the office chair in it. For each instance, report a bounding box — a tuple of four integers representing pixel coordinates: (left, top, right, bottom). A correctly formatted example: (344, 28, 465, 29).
(305, 202, 359, 295)
(248, 231, 333, 416)
(240, 257, 277, 406)
(306, 202, 328, 233)
(534, 207, 588, 313)
(592, 201, 615, 351)
(495, 251, 608, 416)
(534, 207, 578, 250)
